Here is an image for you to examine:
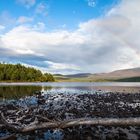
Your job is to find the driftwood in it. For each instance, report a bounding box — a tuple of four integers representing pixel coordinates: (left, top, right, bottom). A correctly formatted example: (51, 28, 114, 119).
(20, 117, 140, 133)
(1, 110, 140, 133)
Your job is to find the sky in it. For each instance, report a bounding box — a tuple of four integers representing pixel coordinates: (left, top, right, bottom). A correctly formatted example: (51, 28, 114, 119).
(0, 0, 140, 74)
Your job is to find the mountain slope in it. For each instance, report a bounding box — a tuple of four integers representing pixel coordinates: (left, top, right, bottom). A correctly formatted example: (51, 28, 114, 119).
(54, 67, 140, 82)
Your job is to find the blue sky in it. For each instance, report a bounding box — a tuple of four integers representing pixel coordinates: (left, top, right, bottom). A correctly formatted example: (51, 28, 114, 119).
(0, 0, 140, 74)
(0, 0, 120, 29)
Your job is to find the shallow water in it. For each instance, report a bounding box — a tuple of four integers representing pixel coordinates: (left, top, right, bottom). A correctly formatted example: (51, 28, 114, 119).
(0, 82, 140, 100)
(1, 81, 140, 87)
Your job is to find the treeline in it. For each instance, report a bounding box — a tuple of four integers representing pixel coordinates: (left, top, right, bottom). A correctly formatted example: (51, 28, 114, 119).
(0, 63, 55, 82)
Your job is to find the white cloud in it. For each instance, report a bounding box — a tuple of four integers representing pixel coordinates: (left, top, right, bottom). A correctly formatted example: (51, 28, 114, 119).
(16, 0, 36, 8)
(1, 0, 140, 74)
(15, 49, 35, 55)
(46, 61, 81, 74)
(17, 16, 33, 24)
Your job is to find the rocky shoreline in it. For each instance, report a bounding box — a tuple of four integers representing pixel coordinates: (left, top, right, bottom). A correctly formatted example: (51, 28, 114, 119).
(0, 91, 140, 140)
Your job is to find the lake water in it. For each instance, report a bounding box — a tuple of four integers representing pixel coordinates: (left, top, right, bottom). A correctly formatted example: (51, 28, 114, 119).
(1, 82, 140, 140)
(1, 82, 140, 100)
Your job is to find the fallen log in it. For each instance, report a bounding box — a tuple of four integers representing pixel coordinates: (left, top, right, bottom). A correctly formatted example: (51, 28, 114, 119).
(1, 110, 140, 133)
(21, 117, 140, 133)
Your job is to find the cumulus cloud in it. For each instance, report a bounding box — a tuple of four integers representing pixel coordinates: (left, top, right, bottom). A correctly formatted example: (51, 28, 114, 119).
(16, 0, 36, 8)
(1, 0, 140, 74)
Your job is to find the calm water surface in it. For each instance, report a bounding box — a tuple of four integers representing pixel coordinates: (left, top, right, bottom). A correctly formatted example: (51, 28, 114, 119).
(1, 82, 140, 100)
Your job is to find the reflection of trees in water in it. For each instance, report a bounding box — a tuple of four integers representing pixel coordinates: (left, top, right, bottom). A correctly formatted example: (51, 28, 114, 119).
(0, 86, 54, 100)
(43, 86, 52, 91)
(0, 86, 43, 100)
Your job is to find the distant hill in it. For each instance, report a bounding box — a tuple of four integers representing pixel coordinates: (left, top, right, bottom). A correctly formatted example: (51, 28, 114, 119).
(54, 67, 140, 82)
(98, 68, 140, 78)
(65, 73, 92, 78)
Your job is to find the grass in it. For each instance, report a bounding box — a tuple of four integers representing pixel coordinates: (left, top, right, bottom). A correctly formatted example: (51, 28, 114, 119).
(54, 75, 114, 82)
(54, 75, 140, 82)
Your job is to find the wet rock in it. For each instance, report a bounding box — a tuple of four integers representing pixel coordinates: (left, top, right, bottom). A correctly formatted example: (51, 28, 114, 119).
(0, 91, 140, 139)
